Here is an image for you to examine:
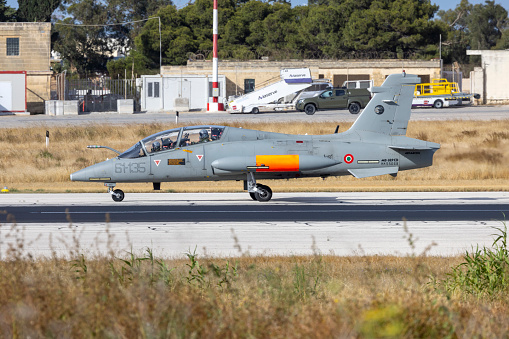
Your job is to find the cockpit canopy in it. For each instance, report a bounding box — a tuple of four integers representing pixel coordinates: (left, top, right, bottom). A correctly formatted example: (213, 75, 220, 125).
(118, 126, 225, 159)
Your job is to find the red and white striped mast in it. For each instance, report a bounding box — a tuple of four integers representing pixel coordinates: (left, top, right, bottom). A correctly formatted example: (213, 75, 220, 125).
(207, 0, 224, 112)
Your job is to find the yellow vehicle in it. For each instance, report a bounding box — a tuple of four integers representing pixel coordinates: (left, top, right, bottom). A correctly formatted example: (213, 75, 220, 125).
(414, 79, 460, 97)
(413, 79, 479, 109)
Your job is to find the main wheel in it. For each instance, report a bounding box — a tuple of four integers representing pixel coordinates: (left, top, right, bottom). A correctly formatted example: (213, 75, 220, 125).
(348, 102, 361, 114)
(249, 192, 257, 200)
(433, 100, 443, 109)
(304, 104, 316, 115)
(254, 184, 272, 202)
(251, 107, 260, 114)
(112, 189, 125, 202)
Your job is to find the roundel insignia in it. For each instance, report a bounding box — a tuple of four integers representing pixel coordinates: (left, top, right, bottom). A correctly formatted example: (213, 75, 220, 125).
(374, 105, 384, 115)
(344, 154, 354, 164)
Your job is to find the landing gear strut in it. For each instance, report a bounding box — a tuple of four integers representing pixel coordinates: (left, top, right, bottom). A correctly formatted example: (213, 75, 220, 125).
(245, 173, 273, 202)
(105, 183, 124, 202)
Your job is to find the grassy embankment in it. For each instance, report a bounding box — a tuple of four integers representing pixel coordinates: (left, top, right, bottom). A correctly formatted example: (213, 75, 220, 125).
(1, 221, 509, 337)
(1, 119, 509, 192)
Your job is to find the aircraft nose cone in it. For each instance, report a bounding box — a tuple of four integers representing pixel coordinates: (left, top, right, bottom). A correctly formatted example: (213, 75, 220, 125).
(70, 167, 92, 182)
(70, 161, 112, 182)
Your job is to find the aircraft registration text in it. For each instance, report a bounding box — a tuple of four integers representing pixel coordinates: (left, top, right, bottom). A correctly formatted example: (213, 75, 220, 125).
(381, 158, 399, 166)
(115, 163, 146, 173)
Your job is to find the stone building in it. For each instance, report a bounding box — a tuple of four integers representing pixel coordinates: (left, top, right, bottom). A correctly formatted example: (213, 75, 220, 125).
(162, 59, 441, 100)
(0, 22, 52, 114)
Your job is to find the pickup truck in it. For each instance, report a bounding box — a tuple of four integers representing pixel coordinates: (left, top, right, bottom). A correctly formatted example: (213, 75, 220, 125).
(295, 88, 371, 115)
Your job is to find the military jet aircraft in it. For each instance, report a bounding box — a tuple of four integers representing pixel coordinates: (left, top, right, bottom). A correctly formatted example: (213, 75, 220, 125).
(70, 72, 440, 202)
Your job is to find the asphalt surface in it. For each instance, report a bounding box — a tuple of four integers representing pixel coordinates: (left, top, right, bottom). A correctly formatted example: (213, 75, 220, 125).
(2, 193, 508, 257)
(0, 104, 508, 128)
(2, 202, 509, 224)
(2, 192, 508, 224)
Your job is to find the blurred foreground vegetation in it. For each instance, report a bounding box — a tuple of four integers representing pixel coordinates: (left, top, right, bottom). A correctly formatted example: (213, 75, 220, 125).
(1, 222, 509, 337)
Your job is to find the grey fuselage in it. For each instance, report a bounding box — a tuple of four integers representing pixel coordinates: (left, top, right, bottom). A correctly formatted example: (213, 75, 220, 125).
(70, 126, 439, 184)
(70, 73, 441, 187)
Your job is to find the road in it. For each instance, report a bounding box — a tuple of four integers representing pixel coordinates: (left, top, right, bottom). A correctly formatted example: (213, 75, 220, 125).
(0, 104, 507, 128)
(1, 192, 507, 258)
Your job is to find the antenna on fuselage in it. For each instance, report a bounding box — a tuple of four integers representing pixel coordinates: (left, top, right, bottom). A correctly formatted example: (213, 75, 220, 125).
(334, 125, 339, 134)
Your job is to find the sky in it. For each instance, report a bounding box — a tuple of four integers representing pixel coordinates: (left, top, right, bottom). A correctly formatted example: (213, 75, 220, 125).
(4, 0, 509, 13)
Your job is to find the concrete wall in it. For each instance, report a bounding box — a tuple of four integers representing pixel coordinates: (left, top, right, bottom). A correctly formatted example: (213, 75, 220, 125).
(0, 22, 52, 113)
(162, 59, 441, 99)
(467, 50, 509, 104)
(45, 100, 79, 115)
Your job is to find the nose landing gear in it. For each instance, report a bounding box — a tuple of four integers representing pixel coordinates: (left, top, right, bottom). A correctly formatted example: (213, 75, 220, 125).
(105, 183, 124, 202)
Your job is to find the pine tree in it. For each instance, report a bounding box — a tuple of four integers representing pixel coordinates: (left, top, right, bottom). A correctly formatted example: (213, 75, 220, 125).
(0, 0, 16, 22)
(16, 0, 61, 22)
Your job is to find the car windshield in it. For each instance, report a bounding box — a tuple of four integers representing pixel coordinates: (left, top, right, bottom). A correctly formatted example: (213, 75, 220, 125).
(118, 142, 146, 159)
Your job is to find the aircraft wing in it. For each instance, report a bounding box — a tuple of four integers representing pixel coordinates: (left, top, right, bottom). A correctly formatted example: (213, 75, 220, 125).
(348, 166, 399, 179)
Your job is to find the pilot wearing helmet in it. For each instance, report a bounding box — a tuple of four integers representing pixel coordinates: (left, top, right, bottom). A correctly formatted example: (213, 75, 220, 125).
(199, 129, 210, 143)
(151, 141, 161, 152)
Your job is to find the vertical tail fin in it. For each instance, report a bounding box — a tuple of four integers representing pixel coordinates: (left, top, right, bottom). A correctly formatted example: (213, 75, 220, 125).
(348, 72, 420, 136)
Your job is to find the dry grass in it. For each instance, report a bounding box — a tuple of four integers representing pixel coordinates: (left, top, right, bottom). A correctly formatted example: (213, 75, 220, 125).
(1, 239, 509, 338)
(1, 119, 509, 192)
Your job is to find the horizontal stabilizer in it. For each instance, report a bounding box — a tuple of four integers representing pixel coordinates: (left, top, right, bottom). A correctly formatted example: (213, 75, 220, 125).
(348, 166, 399, 179)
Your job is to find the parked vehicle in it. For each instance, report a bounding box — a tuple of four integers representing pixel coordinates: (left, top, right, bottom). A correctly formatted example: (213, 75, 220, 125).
(295, 88, 371, 115)
(228, 68, 313, 114)
(412, 78, 480, 108)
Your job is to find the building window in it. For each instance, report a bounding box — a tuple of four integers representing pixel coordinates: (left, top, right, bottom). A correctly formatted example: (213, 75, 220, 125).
(147, 82, 160, 98)
(148, 82, 153, 97)
(154, 82, 160, 98)
(244, 79, 255, 94)
(6, 38, 19, 56)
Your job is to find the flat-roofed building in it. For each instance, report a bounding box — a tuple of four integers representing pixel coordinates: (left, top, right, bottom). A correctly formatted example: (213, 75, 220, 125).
(0, 22, 52, 114)
(162, 59, 441, 101)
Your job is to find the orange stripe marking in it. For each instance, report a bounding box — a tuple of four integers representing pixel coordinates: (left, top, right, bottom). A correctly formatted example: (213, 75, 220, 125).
(255, 155, 299, 172)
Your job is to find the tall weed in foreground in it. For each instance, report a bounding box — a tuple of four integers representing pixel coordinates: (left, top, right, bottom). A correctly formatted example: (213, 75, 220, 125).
(439, 218, 509, 298)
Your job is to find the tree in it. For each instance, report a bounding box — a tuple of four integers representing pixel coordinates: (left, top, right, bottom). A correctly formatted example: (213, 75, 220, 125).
(342, 0, 442, 58)
(17, 0, 61, 22)
(134, 5, 192, 67)
(53, 0, 110, 75)
(0, 0, 16, 22)
(468, 0, 508, 50)
(438, 0, 508, 64)
(53, 0, 173, 75)
(106, 0, 173, 49)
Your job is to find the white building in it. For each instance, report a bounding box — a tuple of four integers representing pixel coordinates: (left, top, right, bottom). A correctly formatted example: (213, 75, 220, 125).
(140, 74, 226, 112)
(467, 50, 509, 104)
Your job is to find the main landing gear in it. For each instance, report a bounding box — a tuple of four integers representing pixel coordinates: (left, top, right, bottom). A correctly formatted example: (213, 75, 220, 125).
(245, 173, 273, 202)
(105, 183, 124, 202)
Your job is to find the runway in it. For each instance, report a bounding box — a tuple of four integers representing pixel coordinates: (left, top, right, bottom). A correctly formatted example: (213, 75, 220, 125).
(1, 192, 508, 258)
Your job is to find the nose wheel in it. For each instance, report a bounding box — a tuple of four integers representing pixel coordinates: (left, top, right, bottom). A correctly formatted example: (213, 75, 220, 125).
(105, 183, 125, 202)
(111, 189, 125, 202)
